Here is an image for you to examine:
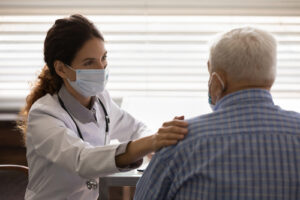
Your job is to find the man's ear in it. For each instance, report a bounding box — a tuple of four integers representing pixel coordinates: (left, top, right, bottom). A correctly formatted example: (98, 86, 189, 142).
(210, 75, 221, 103)
(54, 60, 68, 79)
(207, 61, 211, 74)
(215, 70, 227, 91)
(210, 70, 227, 104)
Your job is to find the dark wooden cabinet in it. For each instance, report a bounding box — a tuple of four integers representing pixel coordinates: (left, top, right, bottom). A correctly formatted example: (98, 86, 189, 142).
(0, 120, 27, 166)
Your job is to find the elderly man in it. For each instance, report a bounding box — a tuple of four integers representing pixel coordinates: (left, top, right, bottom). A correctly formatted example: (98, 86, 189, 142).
(134, 27, 300, 200)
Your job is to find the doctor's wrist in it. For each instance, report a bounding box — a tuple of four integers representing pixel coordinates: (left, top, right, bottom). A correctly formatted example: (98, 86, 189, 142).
(115, 136, 153, 168)
(131, 135, 155, 155)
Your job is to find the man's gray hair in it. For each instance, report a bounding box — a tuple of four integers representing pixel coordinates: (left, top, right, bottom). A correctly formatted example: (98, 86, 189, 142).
(209, 27, 277, 84)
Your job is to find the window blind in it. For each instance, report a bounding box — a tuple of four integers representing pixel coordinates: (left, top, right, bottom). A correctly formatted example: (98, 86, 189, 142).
(0, 0, 300, 16)
(0, 0, 300, 111)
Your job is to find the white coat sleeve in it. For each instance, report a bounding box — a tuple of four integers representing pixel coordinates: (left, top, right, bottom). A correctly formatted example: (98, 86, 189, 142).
(103, 91, 153, 142)
(26, 104, 122, 179)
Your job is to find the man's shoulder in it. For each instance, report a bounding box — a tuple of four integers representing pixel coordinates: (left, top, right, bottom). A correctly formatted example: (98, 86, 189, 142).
(187, 113, 213, 127)
(154, 114, 214, 161)
(186, 112, 219, 138)
(277, 106, 300, 119)
(155, 105, 300, 161)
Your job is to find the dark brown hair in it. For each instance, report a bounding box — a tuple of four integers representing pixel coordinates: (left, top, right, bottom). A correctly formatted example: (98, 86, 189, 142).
(17, 14, 104, 137)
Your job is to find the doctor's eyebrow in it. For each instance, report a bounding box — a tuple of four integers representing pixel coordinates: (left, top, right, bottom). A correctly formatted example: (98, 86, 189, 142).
(82, 58, 97, 63)
(82, 52, 107, 63)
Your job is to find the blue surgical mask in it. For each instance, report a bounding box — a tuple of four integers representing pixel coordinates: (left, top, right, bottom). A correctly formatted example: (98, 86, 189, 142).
(208, 93, 215, 110)
(66, 65, 109, 97)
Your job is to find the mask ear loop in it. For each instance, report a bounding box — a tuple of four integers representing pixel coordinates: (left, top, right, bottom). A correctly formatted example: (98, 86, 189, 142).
(64, 64, 74, 70)
(211, 72, 225, 90)
(64, 64, 77, 82)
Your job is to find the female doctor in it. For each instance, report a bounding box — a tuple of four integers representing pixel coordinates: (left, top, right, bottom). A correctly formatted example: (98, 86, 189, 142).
(18, 14, 188, 200)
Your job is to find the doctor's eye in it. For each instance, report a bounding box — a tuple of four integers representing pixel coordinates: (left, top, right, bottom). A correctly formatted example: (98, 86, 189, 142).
(83, 60, 94, 66)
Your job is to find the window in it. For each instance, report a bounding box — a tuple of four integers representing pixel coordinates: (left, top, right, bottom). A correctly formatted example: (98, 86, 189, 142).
(0, 0, 300, 112)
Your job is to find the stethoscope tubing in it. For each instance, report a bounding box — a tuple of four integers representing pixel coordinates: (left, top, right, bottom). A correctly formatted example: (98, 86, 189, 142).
(57, 95, 110, 143)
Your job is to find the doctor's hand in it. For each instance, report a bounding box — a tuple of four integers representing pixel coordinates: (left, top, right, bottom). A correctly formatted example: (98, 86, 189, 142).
(115, 116, 188, 168)
(151, 116, 188, 152)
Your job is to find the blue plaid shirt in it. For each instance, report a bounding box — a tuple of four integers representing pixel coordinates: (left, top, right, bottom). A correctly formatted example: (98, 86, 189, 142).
(134, 89, 300, 200)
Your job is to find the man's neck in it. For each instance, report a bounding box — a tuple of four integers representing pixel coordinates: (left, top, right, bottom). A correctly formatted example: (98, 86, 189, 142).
(219, 84, 271, 102)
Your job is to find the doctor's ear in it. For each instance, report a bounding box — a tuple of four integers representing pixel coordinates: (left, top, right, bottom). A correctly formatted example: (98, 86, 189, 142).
(54, 60, 68, 79)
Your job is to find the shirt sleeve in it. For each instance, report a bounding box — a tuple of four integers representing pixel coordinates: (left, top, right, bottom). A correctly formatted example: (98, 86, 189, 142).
(134, 149, 173, 200)
(26, 103, 125, 179)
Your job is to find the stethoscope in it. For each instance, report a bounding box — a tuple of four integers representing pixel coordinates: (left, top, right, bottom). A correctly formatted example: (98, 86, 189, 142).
(57, 94, 110, 190)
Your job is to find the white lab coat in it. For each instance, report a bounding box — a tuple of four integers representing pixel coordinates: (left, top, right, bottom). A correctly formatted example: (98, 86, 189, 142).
(25, 86, 151, 200)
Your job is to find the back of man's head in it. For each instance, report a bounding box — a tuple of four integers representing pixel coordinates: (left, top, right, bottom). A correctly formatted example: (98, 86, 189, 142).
(209, 27, 277, 86)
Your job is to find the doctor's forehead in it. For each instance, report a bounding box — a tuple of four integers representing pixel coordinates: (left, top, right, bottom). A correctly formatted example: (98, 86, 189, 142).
(74, 37, 106, 62)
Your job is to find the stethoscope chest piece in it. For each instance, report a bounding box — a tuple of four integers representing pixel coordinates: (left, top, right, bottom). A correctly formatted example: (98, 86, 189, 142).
(86, 179, 98, 190)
